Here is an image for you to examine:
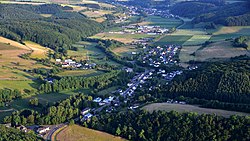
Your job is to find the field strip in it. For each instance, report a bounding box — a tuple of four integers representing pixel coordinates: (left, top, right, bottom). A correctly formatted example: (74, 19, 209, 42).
(143, 103, 250, 117)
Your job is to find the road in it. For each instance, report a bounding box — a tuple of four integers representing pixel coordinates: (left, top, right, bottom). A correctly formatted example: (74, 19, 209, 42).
(46, 124, 67, 141)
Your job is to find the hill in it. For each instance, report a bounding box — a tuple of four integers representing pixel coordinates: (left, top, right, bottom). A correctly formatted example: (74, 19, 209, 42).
(55, 125, 126, 141)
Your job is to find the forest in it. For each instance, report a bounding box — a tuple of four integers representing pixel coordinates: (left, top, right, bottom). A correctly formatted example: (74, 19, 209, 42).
(0, 125, 43, 141)
(84, 110, 250, 141)
(0, 4, 103, 54)
(133, 59, 250, 112)
(171, 1, 250, 26)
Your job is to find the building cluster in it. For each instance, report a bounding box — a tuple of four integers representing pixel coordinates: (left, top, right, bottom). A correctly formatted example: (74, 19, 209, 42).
(56, 59, 96, 69)
(120, 25, 169, 35)
(141, 45, 181, 67)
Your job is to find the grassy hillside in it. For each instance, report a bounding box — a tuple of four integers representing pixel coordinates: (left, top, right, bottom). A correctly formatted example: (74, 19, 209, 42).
(55, 125, 126, 141)
(143, 103, 250, 117)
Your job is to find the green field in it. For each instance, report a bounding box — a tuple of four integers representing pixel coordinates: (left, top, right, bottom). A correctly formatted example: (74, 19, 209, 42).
(0, 80, 39, 93)
(57, 70, 104, 77)
(144, 16, 183, 28)
(97, 86, 120, 96)
(143, 103, 250, 118)
(9, 90, 80, 112)
(183, 35, 211, 46)
(155, 35, 192, 45)
(68, 41, 119, 65)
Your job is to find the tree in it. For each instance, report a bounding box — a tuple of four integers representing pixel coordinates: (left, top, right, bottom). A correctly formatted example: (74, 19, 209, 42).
(116, 127, 121, 136)
(29, 98, 39, 106)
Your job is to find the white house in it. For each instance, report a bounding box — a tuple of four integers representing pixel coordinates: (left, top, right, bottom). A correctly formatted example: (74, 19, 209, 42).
(93, 97, 102, 103)
(81, 108, 91, 115)
(37, 126, 50, 134)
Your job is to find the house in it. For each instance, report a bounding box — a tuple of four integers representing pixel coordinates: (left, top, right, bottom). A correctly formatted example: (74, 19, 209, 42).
(103, 96, 114, 103)
(16, 125, 28, 132)
(93, 97, 102, 103)
(56, 59, 61, 63)
(37, 126, 50, 134)
(125, 68, 133, 73)
(81, 113, 93, 121)
(81, 108, 91, 115)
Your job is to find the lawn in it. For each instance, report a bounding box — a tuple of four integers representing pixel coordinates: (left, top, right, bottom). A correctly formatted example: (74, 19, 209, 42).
(155, 35, 192, 46)
(55, 124, 126, 141)
(179, 45, 201, 67)
(142, 16, 183, 29)
(143, 103, 250, 118)
(57, 70, 104, 77)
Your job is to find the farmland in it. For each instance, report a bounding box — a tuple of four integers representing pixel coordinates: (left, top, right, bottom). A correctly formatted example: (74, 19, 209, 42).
(55, 124, 126, 141)
(155, 35, 192, 46)
(24, 41, 52, 59)
(143, 103, 250, 117)
(111, 45, 140, 57)
(138, 16, 183, 29)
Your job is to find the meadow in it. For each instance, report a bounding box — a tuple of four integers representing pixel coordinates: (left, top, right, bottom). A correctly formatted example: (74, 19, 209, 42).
(55, 124, 126, 141)
(24, 41, 52, 59)
(68, 41, 119, 65)
(111, 45, 141, 57)
(142, 16, 183, 29)
(57, 70, 104, 77)
(143, 103, 250, 117)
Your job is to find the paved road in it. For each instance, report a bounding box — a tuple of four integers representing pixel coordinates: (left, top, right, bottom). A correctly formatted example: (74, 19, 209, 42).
(46, 124, 67, 141)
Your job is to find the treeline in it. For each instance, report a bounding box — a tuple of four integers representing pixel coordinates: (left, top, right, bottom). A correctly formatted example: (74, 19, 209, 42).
(0, 4, 103, 54)
(39, 70, 132, 93)
(0, 125, 43, 141)
(171, 1, 250, 26)
(0, 89, 21, 106)
(85, 110, 250, 141)
(4, 93, 94, 125)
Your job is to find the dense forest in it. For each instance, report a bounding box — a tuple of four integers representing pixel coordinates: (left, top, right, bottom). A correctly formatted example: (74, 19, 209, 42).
(0, 125, 43, 141)
(171, 1, 250, 26)
(0, 4, 103, 53)
(85, 110, 250, 141)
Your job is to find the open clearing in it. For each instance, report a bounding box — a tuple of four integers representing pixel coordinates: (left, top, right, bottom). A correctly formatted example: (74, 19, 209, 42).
(111, 45, 140, 57)
(138, 16, 183, 29)
(91, 33, 156, 44)
(183, 35, 211, 46)
(194, 41, 249, 61)
(155, 35, 192, 45)
(55, 124, 126, 141)
(57, 70, 104, 77)
(143, 103, 250, 117)
(24, 41, 52, 59)
(68, 41, 119, 65)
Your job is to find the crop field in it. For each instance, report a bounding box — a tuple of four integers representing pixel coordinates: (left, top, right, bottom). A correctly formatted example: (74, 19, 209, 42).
(142, 16, 183, 29)
(57, 70, 104, 77)
(55, 124, 126, 141)
(194, 41, 249, 61)
(155, 35, 192, 46)
(143, 103, 250, 117)
(91, 33, 156, 44)
(82, 10, 113, 18)
(0, 80, 39, 92)
(183, 35, 211, 46)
